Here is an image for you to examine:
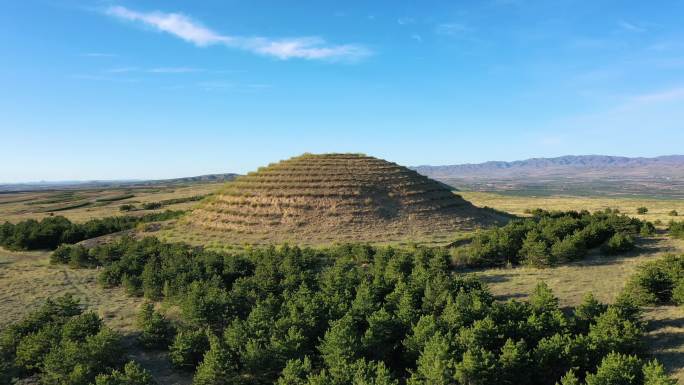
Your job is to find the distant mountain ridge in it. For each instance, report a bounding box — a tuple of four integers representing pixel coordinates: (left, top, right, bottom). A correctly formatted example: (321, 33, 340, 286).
(414, 155, 684, 179)
(0, 173, 239, 193)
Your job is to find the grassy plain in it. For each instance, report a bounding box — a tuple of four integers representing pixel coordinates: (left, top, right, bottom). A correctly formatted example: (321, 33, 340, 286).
(0, 183, 221, 223)
(461, 191, 684, 224)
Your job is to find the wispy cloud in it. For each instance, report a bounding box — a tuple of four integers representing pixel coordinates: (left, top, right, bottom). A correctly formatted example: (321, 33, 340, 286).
(105, 6, 371, 62)
(618, 20, 646, 32)
(71, 74, 139, 83)
(81, 52, 117, 58)
(397, 17, 415, 26)
(435, 23, 470, 37)
(630, 87, 684, 103)
(106, 67, 138, 73)
(149, 67, 202, 73)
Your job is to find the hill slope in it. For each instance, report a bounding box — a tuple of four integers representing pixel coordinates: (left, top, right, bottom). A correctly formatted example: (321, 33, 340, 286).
(173, 153, 505, 246)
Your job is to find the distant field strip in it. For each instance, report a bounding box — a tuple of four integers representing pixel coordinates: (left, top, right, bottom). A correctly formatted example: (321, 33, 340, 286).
(95, 193, 135, 202)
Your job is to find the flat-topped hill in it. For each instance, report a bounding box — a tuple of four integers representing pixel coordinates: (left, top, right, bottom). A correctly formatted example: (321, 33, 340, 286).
(173, 153, 505, 246)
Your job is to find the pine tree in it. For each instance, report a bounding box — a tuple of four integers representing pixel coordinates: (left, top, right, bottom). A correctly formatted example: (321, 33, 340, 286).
(193, 334, 237, 385)
(642, 360, 677, 385)
(407, 333, 453, 385)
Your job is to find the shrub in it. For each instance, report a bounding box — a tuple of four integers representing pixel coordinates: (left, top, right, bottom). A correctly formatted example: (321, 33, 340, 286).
(672, 280, 684, 306)
(637, 207, 649, 215)
(623, 255, 684, 305)
(136, 303, 174, 349)
(94, 361, 155, 385)
(669, 210, 678, 217)
(1, 296, 134, 385)
(169, 329, 209, 370)
(119, 204, 136, 212)
(142, 202, 162, 210)
(550, 234, 587, 262)
(669, 221, 684, 239)
(51, 244, 73, 264)
(520, 231, 552, 267)
(585, 352, 643, 385)
(601, 233, 635, 255)
(640, 222, 656, 237)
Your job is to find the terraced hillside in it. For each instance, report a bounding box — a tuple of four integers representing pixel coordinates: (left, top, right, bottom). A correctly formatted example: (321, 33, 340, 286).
(172, 153, 505, 246)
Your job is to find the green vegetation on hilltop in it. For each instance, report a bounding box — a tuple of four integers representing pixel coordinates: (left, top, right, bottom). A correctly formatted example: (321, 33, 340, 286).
(0, 210, 184, 251)
(452, 209, 652, 268)
(49, 237, 674, 385)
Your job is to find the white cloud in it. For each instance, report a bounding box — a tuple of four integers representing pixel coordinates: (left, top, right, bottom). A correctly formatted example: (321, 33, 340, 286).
(106, 6, 370, 61)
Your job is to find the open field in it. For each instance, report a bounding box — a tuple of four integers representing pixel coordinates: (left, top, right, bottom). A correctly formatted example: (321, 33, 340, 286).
(461, 191, 684, 224)
(0, 182, 222, 223)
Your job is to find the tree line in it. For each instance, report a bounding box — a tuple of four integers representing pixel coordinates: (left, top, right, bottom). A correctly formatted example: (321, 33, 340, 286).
(49, 237, 675, 385)
(0, 210, 184, 251)
(452, 209, 654, 268)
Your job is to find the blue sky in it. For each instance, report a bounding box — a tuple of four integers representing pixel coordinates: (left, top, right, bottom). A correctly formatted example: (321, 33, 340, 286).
(1, 0, 684, 182)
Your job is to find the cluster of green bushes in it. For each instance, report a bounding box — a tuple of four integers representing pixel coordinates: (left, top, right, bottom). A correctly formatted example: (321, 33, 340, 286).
(669, 221, 684, 239)
(119, 195, 206, 212)
(52, 238, 674, 385)
(95, 194, 135, 203)
(159, 195, 207, 206)
(0, 295, 154, 385)
(119, 204, 136, 212)
(622, 255, 684, 306)
(453, 209, 652, 268)
(142, 202, 163, 210)
(0, 210, 185, 251)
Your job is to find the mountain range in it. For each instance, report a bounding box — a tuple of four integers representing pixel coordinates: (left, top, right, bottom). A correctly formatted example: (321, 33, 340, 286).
(414, 155, 684, 179)
(413, 155, 684, 198)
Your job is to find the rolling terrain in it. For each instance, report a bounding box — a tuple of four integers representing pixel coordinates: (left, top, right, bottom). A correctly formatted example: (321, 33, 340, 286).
(414, 155, 684, 198)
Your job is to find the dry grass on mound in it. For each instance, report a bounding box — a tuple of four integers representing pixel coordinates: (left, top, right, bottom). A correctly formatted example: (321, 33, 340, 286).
(177, 154, 506, 246)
